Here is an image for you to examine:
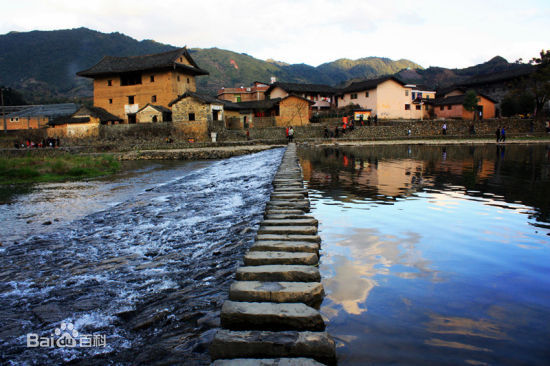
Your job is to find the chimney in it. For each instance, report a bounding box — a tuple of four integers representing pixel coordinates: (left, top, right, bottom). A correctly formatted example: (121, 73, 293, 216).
(270, 76, 277, 84)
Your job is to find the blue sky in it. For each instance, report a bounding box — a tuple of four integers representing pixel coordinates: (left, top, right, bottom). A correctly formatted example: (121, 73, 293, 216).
(1, 0, 549, 68)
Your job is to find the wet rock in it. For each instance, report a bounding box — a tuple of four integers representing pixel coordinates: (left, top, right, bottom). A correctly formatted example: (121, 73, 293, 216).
(32, 303, 66, 323)
(210, 329, 336, 365)
(221, 300, 324, 331)
(42, 221, 52, 225)
(244, 251, 318, 266)
(212, 358, 326, 366)
(230, 281, 324, 307)
(236, 265, 321, 282)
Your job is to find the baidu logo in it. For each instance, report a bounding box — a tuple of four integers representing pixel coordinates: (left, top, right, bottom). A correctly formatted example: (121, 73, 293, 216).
(27, 322, 106, 348)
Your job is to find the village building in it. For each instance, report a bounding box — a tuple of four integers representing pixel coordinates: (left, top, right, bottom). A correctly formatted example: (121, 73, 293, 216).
(265, 82, 337, 110)
(217, 81, 269, 102)
(168, 91, 225, 122)
(76, 48, 209, 123)
(458, 65, 534, 114)
(136, 104, 172, 123)
(2, 103, 79, 131)
(48, 106, 122, 137)
(432, 88, 496, 120)
(338, 76, 431, 119)
(223, 94, 314, 128)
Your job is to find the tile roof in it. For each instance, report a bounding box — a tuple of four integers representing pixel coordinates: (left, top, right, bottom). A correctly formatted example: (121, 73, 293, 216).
(137, 104, 172, 114)
(460, 65, 534, 87)
(6, 103, 79, 118)
(266, 82, 338, 95)
(342, 76, 405, 93)
(75, 106, 123, 122)
(168, 91, 225, 107)
(77, 48, 209, 77)
(48, 116, 91, 126)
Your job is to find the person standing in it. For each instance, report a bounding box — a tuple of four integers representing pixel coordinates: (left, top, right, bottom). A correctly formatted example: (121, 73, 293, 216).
(285, 127, 289, 142)
(442, 123, 447, 135)
(495, 127, 501, 142)
(288, 126, 294, 142)
(500, 127, 506, 142)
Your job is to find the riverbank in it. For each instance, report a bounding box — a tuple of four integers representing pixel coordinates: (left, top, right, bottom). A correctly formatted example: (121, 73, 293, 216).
(0, 154, 120, 184)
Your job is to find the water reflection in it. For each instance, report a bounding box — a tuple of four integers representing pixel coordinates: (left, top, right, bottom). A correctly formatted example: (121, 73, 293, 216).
(299, 144, 550, 365)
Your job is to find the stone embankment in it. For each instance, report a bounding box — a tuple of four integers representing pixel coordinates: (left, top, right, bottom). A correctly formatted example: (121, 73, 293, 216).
(210, 143, 336, 366)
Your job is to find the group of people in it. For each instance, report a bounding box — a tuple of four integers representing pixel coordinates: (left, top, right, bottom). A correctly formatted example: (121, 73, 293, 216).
(14, 138, 60, 149)
(285, 126, 295, 142)
(495, 127, 507, 142)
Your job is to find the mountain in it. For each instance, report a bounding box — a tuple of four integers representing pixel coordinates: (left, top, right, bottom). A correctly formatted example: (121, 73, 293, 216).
(0, 28, 422, 103)
(395, 56, 530, 89)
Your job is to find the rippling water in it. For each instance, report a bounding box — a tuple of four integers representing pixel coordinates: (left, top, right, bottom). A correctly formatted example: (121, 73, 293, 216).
(299, 143, 550, 366)
(0, 148, 284, 365)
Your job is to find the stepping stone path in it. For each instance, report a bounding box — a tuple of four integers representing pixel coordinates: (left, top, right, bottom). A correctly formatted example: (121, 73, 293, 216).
(210, 143, 336, 366)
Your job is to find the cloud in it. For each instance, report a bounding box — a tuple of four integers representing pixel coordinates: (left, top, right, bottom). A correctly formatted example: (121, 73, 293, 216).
(1, 0, 549, 68)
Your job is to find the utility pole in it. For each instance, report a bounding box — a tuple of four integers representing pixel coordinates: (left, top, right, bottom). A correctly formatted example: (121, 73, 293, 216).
(1, 88, 6, 133)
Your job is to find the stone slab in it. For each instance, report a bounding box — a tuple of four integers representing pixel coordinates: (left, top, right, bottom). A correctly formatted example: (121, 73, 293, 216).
(229, 281, 324, 307)
(211, 358, 326, 366)
(236, 265, 321, 282)
(264, 209, 305, 216)
(244, 251, 318, 266)
(261, 219, 318, 227)
(264, 214, 314, 220)
(210, 329, 336, 365)
(256, 234, 321, 243)
(258, 226, 317, 235)
(221, 301, 324, 331)
(250, 241, 320, 254)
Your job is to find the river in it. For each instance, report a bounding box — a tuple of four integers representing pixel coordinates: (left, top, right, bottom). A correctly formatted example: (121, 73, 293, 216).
(298, 143, 550, 366)
(0, 147, 284, 365)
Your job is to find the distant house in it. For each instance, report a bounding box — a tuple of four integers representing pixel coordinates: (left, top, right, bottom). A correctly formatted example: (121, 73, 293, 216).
(168, 91, 225, 122)
(48, 106, 122, 137)
(265, 82, 337, 110)
(136, 104, 172, 123)
(223, 94, 314, 128)
(339, 76, 429, 119)
(2, 103, 79, 131)
(458, 65, 534, 114)
(76, 48, 209, 123)
(432, 88, 496, 120)
(217, 81, 269, 102)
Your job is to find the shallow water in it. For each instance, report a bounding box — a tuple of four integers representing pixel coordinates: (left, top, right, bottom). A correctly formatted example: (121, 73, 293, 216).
(0, 148, 284, 365)
(299, 143, 550, 366)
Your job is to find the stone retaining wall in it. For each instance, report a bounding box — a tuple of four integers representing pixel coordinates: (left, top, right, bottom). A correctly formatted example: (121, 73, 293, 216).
(210, 144, 336, 365)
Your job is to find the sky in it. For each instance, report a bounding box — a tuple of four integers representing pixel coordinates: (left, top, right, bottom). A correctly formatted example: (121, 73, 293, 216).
(1, 0, 549, 69)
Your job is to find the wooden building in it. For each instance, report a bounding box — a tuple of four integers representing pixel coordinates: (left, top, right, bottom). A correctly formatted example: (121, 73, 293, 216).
(265, 82, 337, 110)
(76, 48, 209, 123)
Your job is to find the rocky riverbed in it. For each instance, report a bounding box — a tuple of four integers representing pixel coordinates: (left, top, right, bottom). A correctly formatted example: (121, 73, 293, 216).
(0, 148, 284, 365)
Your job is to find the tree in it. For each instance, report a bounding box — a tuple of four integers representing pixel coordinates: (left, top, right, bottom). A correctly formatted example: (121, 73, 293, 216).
(517, 50, 550, 119)
(462, 90, 480, 120)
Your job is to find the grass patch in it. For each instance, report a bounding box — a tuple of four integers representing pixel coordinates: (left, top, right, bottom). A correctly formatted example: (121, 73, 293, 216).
(0, 154, 121, 184)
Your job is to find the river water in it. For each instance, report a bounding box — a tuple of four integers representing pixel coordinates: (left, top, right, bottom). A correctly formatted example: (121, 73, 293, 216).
(0, 148, 284, 365)
(298, 143, 550, 366)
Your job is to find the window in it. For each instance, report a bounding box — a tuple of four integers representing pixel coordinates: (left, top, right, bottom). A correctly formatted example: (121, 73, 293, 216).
(109, 99, 113, 104)
(10, 117, 19, 122)
(235, 95, 241, 102)
(128, 95, 135, 104)
(365, 92, 369, 97)
(416, 105, 421, 110)
(151, 95, 157, 103)
(179, 57, 183, 62)
(120, 72, 142, 86)
(440, 106, 444, 111)
(405, 90, 409, 96)
(405, 104, 411, 110)
(107, 80, 112, 86)
(152, 115, 158, 122)
(177, 75, 181, 82)
(189, 113, 195, 121)
(447, 105, 452, 110)
(150, 75, 155, 82)
(426, 95, 430, 99)
(187, 78, 190, 83)
(351, 93, 358, 99)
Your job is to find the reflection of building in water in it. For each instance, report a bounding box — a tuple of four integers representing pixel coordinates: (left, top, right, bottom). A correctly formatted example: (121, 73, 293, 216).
(435, 159, 495, 181)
